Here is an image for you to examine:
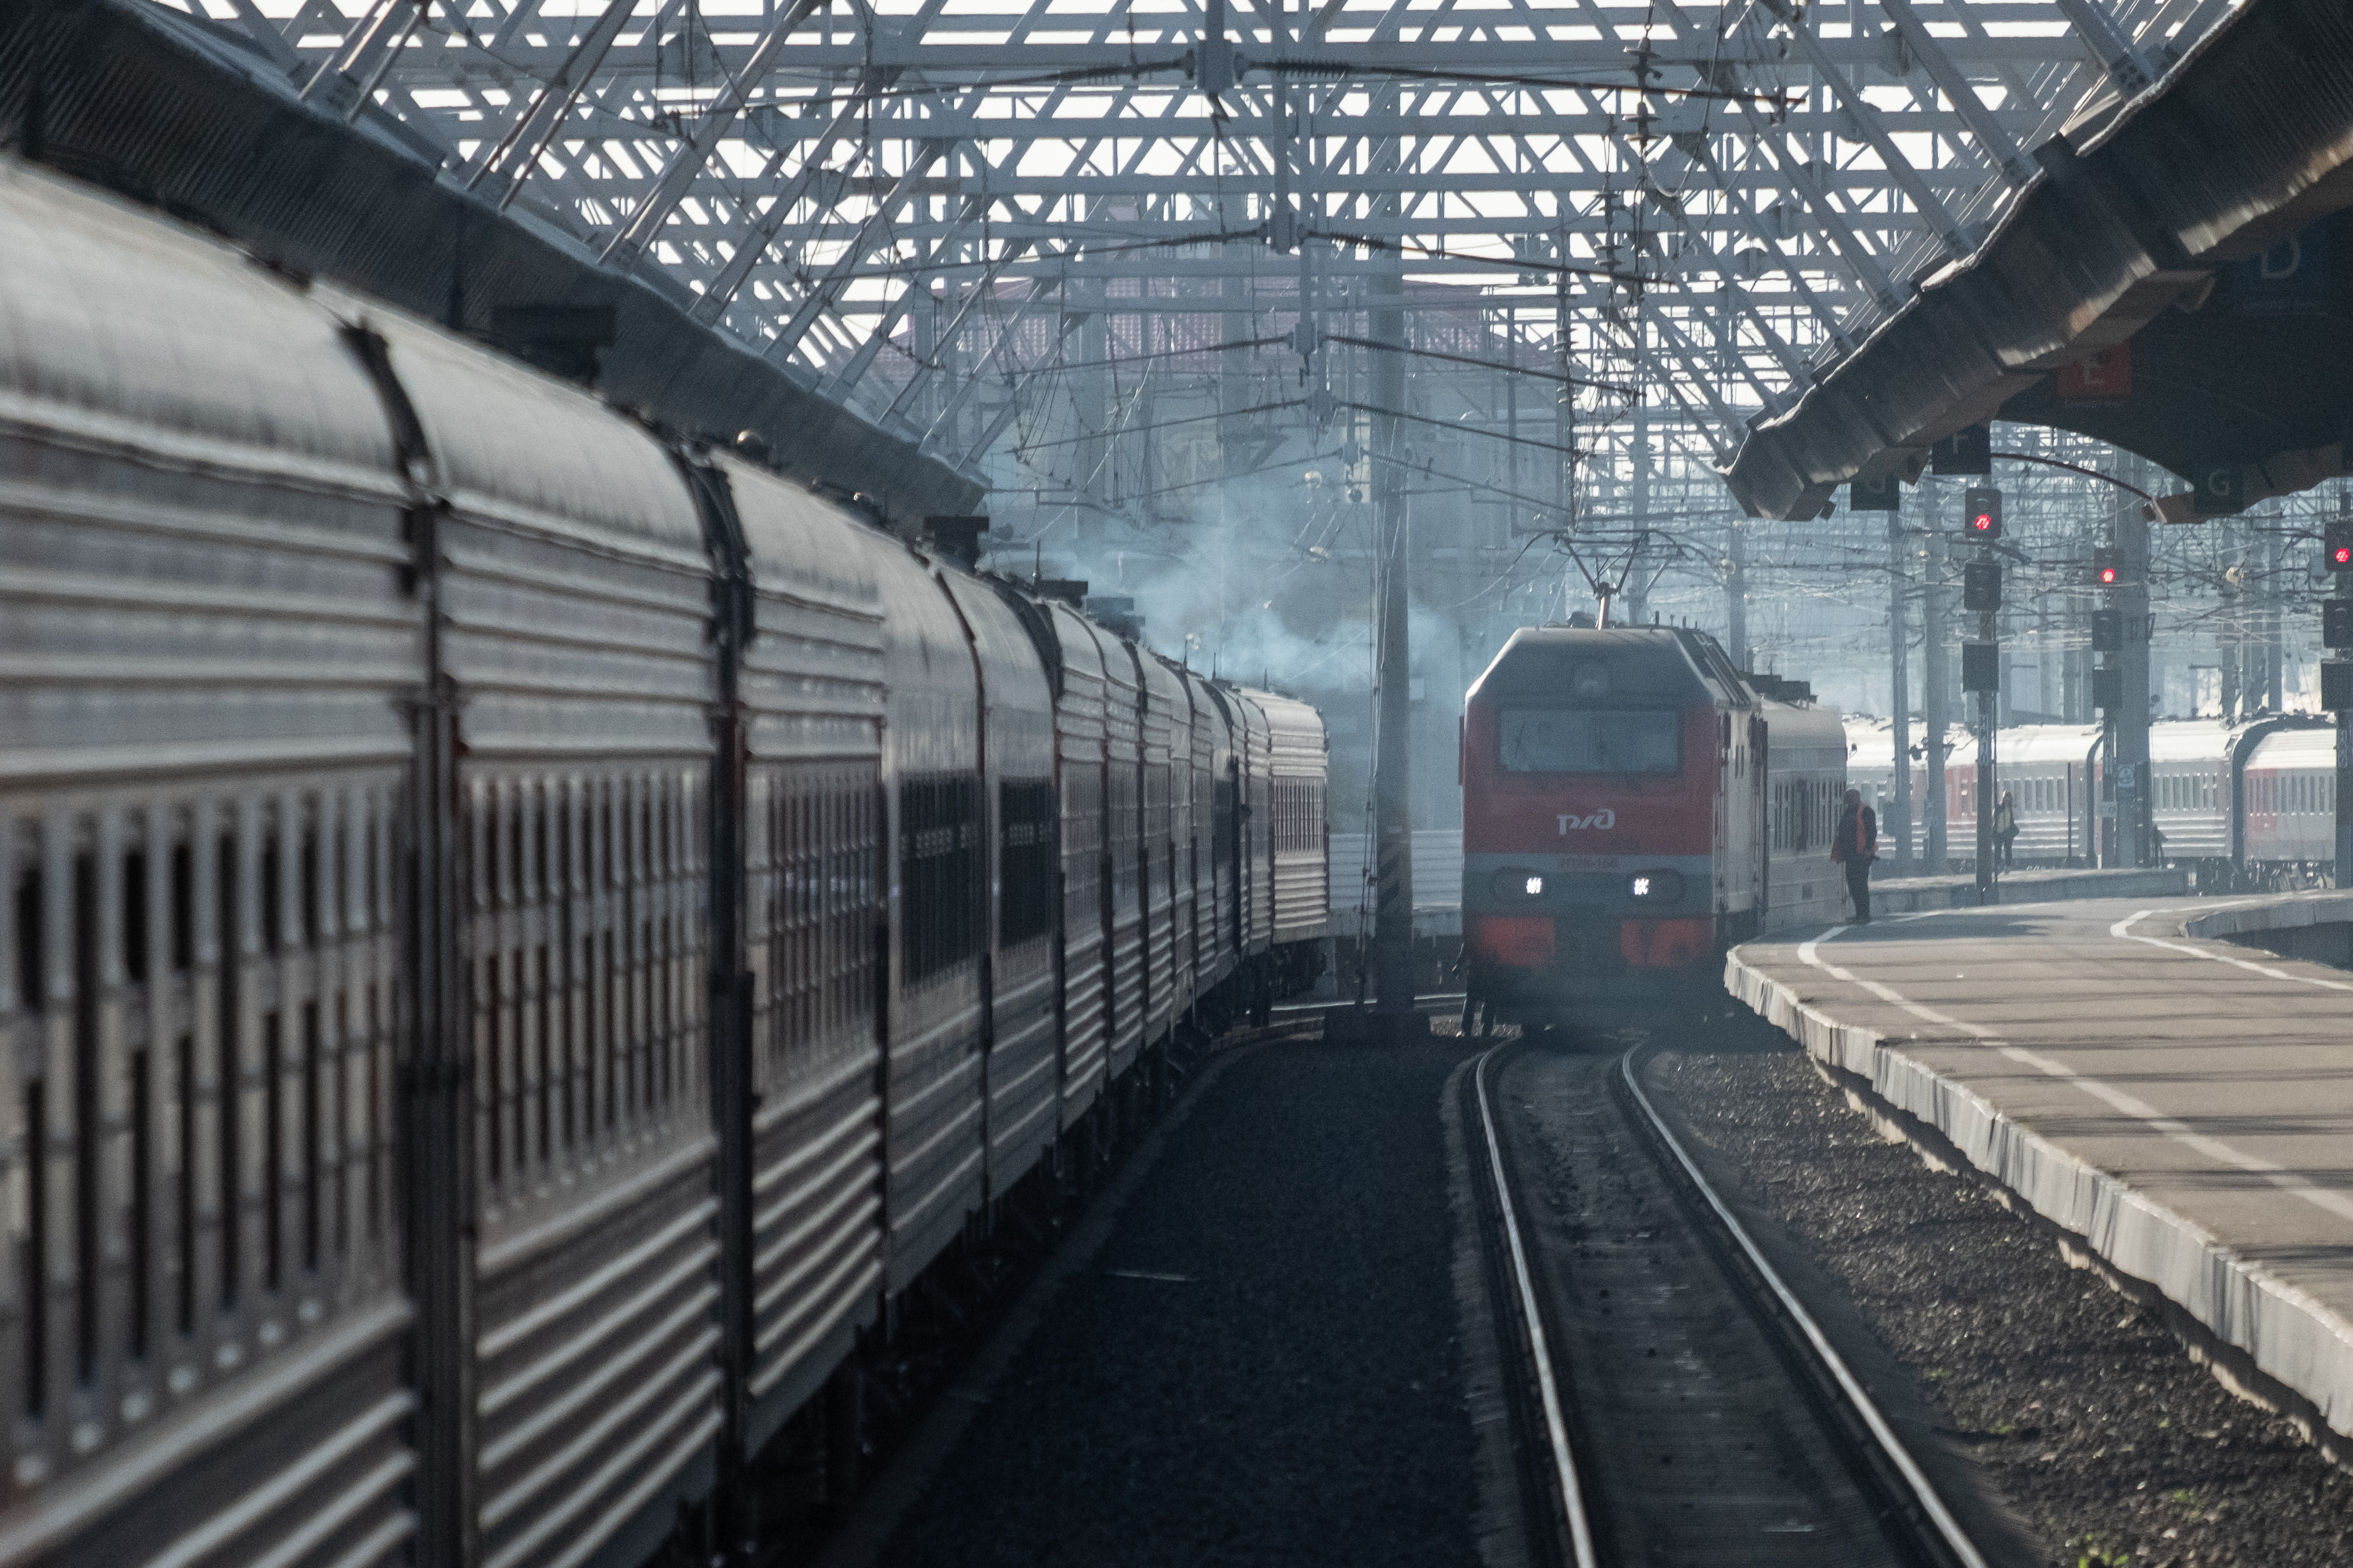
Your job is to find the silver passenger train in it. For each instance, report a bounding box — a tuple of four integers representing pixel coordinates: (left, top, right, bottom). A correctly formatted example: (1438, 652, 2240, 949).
(1843, 713, 2339, 885)
(0, 158, 1328, 1567)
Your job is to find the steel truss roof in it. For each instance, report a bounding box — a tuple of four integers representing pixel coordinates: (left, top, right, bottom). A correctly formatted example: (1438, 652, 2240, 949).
(179, 0, 2240, 498)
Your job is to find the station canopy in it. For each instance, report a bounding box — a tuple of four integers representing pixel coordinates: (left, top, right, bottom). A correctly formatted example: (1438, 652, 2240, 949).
(60, 0, 2353, 520)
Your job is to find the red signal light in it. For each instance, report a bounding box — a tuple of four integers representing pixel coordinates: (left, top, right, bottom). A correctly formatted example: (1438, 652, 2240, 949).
(2097, 564, 2118, 584)
(1962, 485, 2002, 540)
(2336, 546, 2353, 569)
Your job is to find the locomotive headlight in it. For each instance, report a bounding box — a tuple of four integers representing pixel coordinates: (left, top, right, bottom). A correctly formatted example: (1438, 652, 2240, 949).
(1628, 869, 1685, 901)
(1492, 868, 1545, 900)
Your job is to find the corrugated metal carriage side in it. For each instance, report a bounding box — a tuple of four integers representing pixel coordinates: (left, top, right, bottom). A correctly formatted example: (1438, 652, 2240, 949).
(1158, 659, 1213, 1018)
(1021, 599, 1110, 1125)
(0, 151, 1343, 1568)
(1232, 691, 1275, 958)
(375, 309, 726, 1568)
(1242, 690, 1329, 951)
(933, 575, 1060, 1201)
(1196, 679, 1242, 993)
(1136, 658, 1185, 1047)
(721, 462, 888, 1448)
(862, 537, 987, 1294)
(1092, 632, 1146, 1079)
(0, 164, 418, 1568)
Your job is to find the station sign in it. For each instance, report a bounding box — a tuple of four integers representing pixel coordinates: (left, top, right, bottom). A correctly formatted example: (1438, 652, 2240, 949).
(1930, 425, 1991, 475)
(2056, 343, 2132, 402)
(1848, 473, 1901, 511)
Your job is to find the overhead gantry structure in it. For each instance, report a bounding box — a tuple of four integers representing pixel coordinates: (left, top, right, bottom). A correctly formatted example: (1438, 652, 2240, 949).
(214, 0, 2245, 519)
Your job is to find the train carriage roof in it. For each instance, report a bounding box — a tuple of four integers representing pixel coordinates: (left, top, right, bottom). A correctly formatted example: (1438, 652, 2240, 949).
(1760, 699, 1845, 757)
(1947, 723, 2102, 769)
(2246, 726, 2340, 768)
(0, 158, 400, 496)
(1237, 689, 1326, 778)
(2149, 720, 2236, 765)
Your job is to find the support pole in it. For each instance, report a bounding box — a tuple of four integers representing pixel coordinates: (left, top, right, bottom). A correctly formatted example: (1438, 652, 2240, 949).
(1370, 257, 1416, 1025)
(1888, 511, 1913, 870)
(1726, 517, 1747, 669)
(2117, 495, 2153, 865)
(1923, 524, 1949, 868)
(2336, 547, 2352, 882)
(1975, 592, 1997, 897)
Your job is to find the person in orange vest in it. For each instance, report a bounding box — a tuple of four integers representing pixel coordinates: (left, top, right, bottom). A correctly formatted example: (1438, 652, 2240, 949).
(1830, 787, 1879, 924)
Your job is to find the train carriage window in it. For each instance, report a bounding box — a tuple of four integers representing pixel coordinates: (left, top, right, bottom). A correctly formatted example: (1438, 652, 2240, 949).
(1000, 780, 1056, 946)
(1499, 708, 1679, 774)
(902, 774, 982, 985)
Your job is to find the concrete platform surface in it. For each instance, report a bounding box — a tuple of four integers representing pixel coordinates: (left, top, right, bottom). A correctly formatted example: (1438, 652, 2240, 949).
(1729, 891, 2353, 1447)
(1864, 864, 2188, 913)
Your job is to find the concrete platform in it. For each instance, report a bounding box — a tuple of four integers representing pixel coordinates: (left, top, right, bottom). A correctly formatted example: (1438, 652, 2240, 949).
(1865, 864, 2188, 913)
(1728, 890, 2353, 1451)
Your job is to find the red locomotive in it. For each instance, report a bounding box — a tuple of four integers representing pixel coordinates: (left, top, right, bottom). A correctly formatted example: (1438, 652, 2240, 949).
(1459, 626, 1846, 1021)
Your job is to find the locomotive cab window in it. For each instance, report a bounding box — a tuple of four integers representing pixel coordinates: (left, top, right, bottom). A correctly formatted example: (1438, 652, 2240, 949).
(1499, 708, 1680, 774)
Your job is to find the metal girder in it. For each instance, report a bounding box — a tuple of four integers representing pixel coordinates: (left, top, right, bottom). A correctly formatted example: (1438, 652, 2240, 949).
(229, 0, 2172, 495)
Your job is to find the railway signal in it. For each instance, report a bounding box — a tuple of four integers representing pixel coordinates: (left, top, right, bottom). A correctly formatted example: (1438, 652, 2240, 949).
(2327, 520, 2353, 572)
(2091, 609, 2123, 652)
(1962, 561, 2001, 612)
(1963, 486, 2003, 541)
(2093, 547, 2121, 586)
(2326, 601, 2353, 650)
(1962, 643, 1999, 693)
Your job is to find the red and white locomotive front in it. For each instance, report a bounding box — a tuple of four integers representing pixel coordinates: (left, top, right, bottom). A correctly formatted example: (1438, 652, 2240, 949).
(1460, 626, 1761, 1012)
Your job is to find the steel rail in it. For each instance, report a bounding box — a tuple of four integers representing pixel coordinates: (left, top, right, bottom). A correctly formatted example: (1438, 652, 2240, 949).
(1471, 1047, 1599, 1568)
(1615, 1050, 1991, 1568)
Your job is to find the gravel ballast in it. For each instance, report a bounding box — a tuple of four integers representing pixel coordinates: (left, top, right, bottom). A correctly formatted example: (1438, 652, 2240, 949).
(1645, 1014, 2353, 1568)
(866, 1037, 1483, 1567)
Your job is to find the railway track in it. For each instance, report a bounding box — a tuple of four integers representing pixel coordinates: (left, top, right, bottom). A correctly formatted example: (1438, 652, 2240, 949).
(1466, 1036, 1992, 1568)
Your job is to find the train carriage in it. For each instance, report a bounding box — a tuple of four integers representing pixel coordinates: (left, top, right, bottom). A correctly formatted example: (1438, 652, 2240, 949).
(0, 151, 1335, 1568)
(721, 457, 890, 1450)
(1251, 691, 1330, 994)
(1940, 724, 2102, 866)
(2148, 720, 2233, 863)
(369, 301, 732, 1568)
(1761, 697, 1847, 929)
(2242, 724, 2338, 879)
(862, 536, 990, 1294)
(0, 159, 422, 1568)
(933, 572, 1060, 1204)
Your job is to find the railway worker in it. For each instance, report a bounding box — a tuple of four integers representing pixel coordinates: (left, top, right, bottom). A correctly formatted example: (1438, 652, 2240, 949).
(1994, 790, 2019, 868)
(1830, 787, 1879, 924)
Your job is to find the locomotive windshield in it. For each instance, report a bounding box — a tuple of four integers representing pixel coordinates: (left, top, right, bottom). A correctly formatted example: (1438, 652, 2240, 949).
(1499, 708, 1681, 774)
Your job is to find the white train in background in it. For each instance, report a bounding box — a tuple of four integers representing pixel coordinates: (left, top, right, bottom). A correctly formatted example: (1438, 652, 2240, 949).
(1840, 713, 2339, 887)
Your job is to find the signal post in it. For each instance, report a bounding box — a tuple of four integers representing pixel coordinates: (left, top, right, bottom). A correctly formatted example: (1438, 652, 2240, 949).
(1962, 485, 2002, 896)
(2091, 546, 2124, 866)
(2326, 520, 2353, 880)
